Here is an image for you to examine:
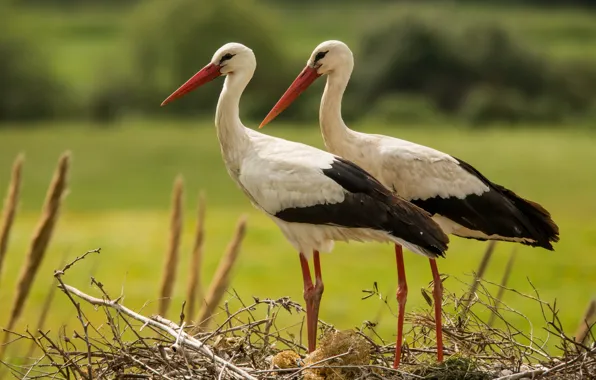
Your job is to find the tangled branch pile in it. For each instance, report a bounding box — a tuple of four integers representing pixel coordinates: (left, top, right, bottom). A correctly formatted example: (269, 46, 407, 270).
(1, 248, 595, 380)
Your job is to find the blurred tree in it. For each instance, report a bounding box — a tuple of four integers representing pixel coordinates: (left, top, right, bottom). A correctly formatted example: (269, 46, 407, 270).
(113, 0, 304, 121)
(353, 17, 596, 125)
(0, 5, 65, 122)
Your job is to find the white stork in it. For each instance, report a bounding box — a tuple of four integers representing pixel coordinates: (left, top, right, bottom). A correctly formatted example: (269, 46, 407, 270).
(260, 40, 560, 367)
(160, 43, 450, 354)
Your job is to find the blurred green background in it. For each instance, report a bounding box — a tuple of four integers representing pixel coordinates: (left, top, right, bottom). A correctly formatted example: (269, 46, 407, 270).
(1, 0, 595, 355)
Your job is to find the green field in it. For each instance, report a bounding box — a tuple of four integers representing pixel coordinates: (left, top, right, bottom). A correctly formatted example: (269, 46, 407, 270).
(0, 122, 595, 353)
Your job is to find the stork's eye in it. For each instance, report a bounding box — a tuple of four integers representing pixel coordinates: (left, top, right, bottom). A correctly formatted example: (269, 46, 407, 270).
(314, 51, 328, 62)
(219, 53, 235, 64)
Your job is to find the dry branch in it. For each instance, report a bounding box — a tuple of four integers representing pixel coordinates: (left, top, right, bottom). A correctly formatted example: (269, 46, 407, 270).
(159, 175, 184, 317)
(2, 152, 69, 355)
(194, 216, 247, 331)
(0, 154, 24, 284)
(61, 283, 257, 380)
(186, 192, 206, 319)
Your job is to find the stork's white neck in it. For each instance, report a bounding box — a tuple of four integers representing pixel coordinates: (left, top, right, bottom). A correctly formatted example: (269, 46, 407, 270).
(319, 67, 354, 151)
(215, 70, 252, 170)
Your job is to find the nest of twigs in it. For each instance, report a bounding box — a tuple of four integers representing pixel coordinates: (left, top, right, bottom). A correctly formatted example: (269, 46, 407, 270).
(1, 252, 595, 380)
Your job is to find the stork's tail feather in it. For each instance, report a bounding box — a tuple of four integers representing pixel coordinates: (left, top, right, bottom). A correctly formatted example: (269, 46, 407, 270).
(385, 197, 450, 259)
(495, 184, 560, 250)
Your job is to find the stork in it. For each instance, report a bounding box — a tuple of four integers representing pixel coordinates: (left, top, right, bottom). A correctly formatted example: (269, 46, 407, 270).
(260, 40, 559, 367)
(160, 43, 450, 354)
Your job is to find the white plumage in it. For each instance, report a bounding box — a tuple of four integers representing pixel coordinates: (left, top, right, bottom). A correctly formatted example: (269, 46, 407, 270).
(343, 132, 489, 201)
(238, 130, 405, 255)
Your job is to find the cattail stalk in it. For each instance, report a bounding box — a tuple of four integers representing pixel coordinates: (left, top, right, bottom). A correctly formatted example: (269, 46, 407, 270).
(194, 216, 247, 332)
(463, 241, 497, 311)
(0, 154, 24, 284)
(158, 175, 184, 317)
(487, 248, 517, 327)
(185, 193, 206, 319)
(25, 279, 59, 358)
(2, 153, 69, 354)
(574, 299, 596, 345)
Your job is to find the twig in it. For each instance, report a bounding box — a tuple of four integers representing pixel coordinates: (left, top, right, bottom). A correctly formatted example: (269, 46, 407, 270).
(61, 283, 257, 380)
(490, 368, 545, 380)
(56, 248, 101, 276)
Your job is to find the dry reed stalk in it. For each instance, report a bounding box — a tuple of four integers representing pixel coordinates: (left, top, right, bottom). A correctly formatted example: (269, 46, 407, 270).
(0, 154, 24, 285)
(25, 279, 59, 358)
(194, 216, 247, 332)
(158, 175, 184, 317)
(1, 152, 69, 356)
(24, 253, 68, 358)
(463, 240, 497, 311)
(574, 298, 596, 345)
(487, 248, 517, 327)
(185, 192, 206, 319)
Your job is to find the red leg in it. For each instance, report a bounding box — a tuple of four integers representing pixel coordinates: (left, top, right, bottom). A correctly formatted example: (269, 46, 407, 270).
(393, 244, 408, 369)
(299, 251, 324, 353)
(429, 258, 444, 362)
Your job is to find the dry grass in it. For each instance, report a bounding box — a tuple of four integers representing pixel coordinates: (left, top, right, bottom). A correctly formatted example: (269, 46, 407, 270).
(0, 154, 24, 285)
(1, 152, 69, 356)
(1, 246, 594, 379)
(575, 299, 596, 345)
(487, 248, 517, 328)
(194, 216, 247, 331)
(186, 192, 206, 320)
(159, 175, 185, 317)
(463, 241, 497, 311)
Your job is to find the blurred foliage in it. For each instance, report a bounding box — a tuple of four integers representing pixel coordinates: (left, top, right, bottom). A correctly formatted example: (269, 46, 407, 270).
(90, 0, 306, 122)
(2, 0, 596, 126)
(15, 0, 138, 5)
(353, 18, 596, 125)
(0, 6, 65, 122)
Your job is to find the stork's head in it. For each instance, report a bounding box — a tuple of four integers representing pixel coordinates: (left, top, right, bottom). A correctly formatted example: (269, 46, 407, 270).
(306, 40, 354, 76)
(161, 43, 255, 106)
(259, 40, 353, 128)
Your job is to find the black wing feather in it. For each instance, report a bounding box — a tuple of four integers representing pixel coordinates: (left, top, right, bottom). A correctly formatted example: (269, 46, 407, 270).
(411, 157, 559, 250)
(275, 157, 449, 257)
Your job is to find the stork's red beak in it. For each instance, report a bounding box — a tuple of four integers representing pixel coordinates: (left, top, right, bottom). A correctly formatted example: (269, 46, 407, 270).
(259, 65, 321, 128)
(161, 63, 221, 106)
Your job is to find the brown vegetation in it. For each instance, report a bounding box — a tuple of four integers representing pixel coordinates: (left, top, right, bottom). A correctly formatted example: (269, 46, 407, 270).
(194, 215, 247, 331)
(186, 192, 206, 320)
(1, 152, 69, 357)
(159, 175, 184, 317)
(0, 154, 24, 284)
